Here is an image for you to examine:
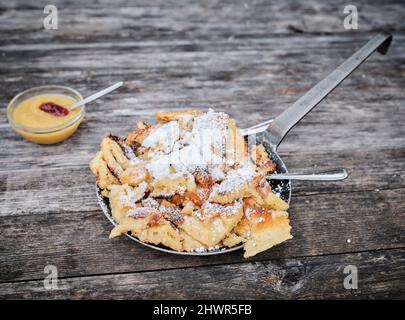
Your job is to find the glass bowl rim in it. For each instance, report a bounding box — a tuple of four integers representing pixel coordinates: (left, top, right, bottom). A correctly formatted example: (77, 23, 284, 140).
(7, 85, 85, 134)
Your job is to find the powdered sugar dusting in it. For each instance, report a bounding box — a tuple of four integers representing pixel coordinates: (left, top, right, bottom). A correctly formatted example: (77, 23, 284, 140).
(193, 108, 228, 134)
(142, 121, 180, 153)
(192, 108, 228, 164)
(120, 141, 138, 161)
(120, 182, 148, 207)
(204, 199, 242, 215)
(210, 167, 225, 181)
(212, 163, 256, 195)
(128, 207, 158, 218)
(142, 198, 160, 209)
(194, 200, 242, 221)
(146, 156, 171, 179)
(144, 109, 232, 179)
(145, 111, 257, 194)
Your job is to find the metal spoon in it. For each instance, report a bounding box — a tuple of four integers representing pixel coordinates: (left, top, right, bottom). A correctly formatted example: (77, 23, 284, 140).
(70, 81, 123, 111)
(269, 169, 348, 181)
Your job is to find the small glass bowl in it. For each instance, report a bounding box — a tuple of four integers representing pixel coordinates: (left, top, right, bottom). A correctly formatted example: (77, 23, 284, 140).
(7, 85, 85, 144)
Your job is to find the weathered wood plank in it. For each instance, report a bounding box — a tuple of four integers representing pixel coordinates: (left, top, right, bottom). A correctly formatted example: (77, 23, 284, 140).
(1, 248, 403, 299)
(0, 35, 404, 171)
(2, 96, 405, 169)
(1, 0, 404, 47)
(1, 187, 403, 282)
(1, 148, 405, 217)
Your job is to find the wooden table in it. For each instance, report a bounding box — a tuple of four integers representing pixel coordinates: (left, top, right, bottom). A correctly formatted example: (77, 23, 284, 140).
(1, 0, 404, 299)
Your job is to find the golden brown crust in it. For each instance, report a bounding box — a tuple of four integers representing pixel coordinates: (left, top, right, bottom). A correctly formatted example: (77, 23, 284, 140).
(89, 151, 120, 189)
(243, 212, 292, 258)
(110, 215, 184, 252)
(106, 184, 148, 223)
(251, 144, 277, 174)
(101, 136, 130, 171)
(155, 109, 202, 122)
(194, 170, 215, 189)
(225, 118, 248, 164)
(222, 232, 246, 247)
(126, 122, 154, 146)
(149, 174, 196, 197)
(238, 198, 292, 258)
(119, 166, 149, 187)
(180, 206, 243, 247)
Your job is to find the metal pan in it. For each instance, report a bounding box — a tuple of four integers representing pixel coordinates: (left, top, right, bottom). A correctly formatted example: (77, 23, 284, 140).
(96, 33, 392, 255)
(96, 132, 289, 256)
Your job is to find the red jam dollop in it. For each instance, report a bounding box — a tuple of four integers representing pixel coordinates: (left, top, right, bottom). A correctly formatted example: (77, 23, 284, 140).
(39, 102, 70, 117)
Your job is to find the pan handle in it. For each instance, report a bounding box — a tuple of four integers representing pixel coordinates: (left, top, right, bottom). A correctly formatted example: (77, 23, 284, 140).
(267, 32, 393, 151)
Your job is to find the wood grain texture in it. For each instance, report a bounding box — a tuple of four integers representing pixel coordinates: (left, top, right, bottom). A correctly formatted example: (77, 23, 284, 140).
(1, 249, 404, 299)
(1, 148, 404, 218)
(1, 0, 405, 46)
(0, 0, 404, 299)
(1, 187, 404, 282)
(1, 35, 404, 169)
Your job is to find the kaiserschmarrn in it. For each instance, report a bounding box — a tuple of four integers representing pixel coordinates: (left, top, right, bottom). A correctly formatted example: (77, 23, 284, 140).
(90, 108, 292, 257)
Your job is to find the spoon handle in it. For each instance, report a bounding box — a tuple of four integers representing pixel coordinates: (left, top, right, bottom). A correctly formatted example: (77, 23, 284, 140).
(268, 169, 348, 181)
(70, 81, 123, 110)
(267, 33, 392, 150)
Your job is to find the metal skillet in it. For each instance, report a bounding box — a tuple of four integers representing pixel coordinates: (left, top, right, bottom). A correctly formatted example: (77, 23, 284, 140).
(96, 33, 392, 255)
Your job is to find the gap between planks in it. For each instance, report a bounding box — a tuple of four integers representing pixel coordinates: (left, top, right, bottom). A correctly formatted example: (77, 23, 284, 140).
(1, 246, 402, 286)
